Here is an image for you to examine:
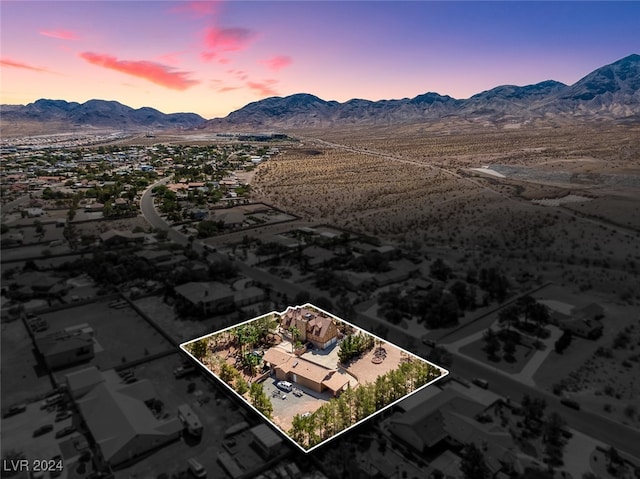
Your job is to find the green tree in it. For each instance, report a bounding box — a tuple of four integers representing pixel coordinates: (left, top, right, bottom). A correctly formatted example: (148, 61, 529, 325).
(430, 258, 452, 281)
(187, 339, 208, 361)
(502, 336, 517, 361)
(606, 446, 622, 475)
(450, 280, 471, 310)
(543, 412, 567, 466)
(482, 328, 501, 360)
(521, 394, 546, 437)
(249, 382, 273, 418)
(554, 330, 572, 354)
(498, 304, 519, 331)
(460, 443, 489, 479)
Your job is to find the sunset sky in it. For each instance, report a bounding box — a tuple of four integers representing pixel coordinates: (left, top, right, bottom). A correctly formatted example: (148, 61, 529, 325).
(1, 1, 638, 119)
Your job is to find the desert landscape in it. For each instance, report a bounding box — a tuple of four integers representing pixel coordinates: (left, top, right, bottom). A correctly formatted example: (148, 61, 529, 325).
(252, 123, 640, 296)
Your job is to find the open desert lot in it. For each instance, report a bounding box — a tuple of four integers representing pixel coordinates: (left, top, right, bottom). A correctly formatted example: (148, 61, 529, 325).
(250, 124, 640, 295)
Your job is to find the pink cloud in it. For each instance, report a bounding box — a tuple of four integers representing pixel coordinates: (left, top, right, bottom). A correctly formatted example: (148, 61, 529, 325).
(219, 86, 241, 92)
(201, 51, 217, 62)
(40, 29, 79, 41)
(202, 27, 254, 58)
(79, 52, 199, 90)
(260, 55, 292, 72)
(157, 51, 185, 66)
(227, 69, 248, 81)
(247, 79, 278, 97)
(170, 1, 219, 17)
(1, 58, 50, 73)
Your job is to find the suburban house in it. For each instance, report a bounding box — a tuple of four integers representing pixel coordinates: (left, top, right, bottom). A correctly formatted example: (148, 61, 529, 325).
(65, 367, 182, 468)
(36, 328, 95, 370)
(373, 259, 420, 287)
(100, 229, 145, 246)
(233, 286, 266, 307)
(85, 202, 105, 212)
(174, 281, 235, 315)
(215, 211, 245, 229)
(386, 389, 522, 477)
(280, 306, 338, 350)
(217, 423, 284, 479)
(6, 271, 67, 300)
(302, 246, 336, 267)
(539, 299, 604, 339)
(262, 349, 351, 396)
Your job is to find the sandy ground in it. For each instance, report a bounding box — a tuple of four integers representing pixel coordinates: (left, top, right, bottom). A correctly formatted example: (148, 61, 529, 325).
(345, 343, 406, 385)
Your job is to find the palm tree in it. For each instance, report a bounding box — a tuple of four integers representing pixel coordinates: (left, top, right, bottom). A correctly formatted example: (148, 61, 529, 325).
(289, 326, 302, 352)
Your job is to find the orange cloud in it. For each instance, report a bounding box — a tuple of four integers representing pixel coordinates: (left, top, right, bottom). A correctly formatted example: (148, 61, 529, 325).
(79, 52, 199, 90)
(218, 86, 241, 92)
(260, 55, 292, 71)
(1, 58, 51, 73)
(40, 29, 79, 41)
(202, 27, 254, 58)
(247, 79, 278, 97)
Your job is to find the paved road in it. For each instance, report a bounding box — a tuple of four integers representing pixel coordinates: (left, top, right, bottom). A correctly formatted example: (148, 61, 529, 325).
(140, 178, 312, 301)
(450, 354, 640, 458)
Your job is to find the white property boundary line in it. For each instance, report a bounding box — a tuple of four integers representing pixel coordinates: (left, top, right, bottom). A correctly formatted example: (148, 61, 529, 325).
(179, 302, 450, 454)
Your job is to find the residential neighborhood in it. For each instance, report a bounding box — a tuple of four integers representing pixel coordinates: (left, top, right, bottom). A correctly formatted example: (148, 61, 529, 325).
(1, 130, 639, 479)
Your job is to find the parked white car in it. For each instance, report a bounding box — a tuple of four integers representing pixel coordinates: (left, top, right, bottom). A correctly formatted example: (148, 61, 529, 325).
(276, 381, 293, 392)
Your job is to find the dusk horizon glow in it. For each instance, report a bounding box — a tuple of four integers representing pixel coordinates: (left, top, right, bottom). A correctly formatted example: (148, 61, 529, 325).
(1, 1, 639, 119)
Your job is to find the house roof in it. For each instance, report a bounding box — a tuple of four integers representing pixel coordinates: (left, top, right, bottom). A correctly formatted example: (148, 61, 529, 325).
(282, 306, 335, 336)
(276, 356, 334, 384)
(11, 271, 61, 290)
(321, 370, 351, 394)
(251, 423, 282, 449)
(262, 348, 291, 367)
(77, 379, 182, 463)
(66, 366, 104, 395)
(303, 246, 335, 266)
(538, 299, 573, 317)
(573, 302, 604, 319)
(216, 212, 244, 225)
(307, 315, 334, 339)
(37, 331, 93, 357)
(388, 389, 516, 466)
(233, 286, 265, 302)
(174, 281, 234, 305)
(99, 229, 145, 243)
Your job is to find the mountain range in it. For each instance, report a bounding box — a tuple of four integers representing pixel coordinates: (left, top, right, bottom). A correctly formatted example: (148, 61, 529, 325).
(2, 54, 639, 133)
(205, 54, 640, 129)
(0, 99, 205, 131)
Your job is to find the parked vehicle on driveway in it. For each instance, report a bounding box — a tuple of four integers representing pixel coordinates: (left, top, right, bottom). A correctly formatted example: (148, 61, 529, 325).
(187, 458, 206, 478)
(33, 424, 54, 437)
(276, 381, 293, 392)
(55, 425, 77, 438)
(2, 404, 27, 418)
(472, 378, 489, 389)
(560, 398, 580, 410)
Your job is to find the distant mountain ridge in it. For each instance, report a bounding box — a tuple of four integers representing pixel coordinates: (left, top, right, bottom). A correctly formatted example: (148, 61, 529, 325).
(204, 53, 640, 129)
(1, 98, 205, 130)
(2, 54, 638, 132)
